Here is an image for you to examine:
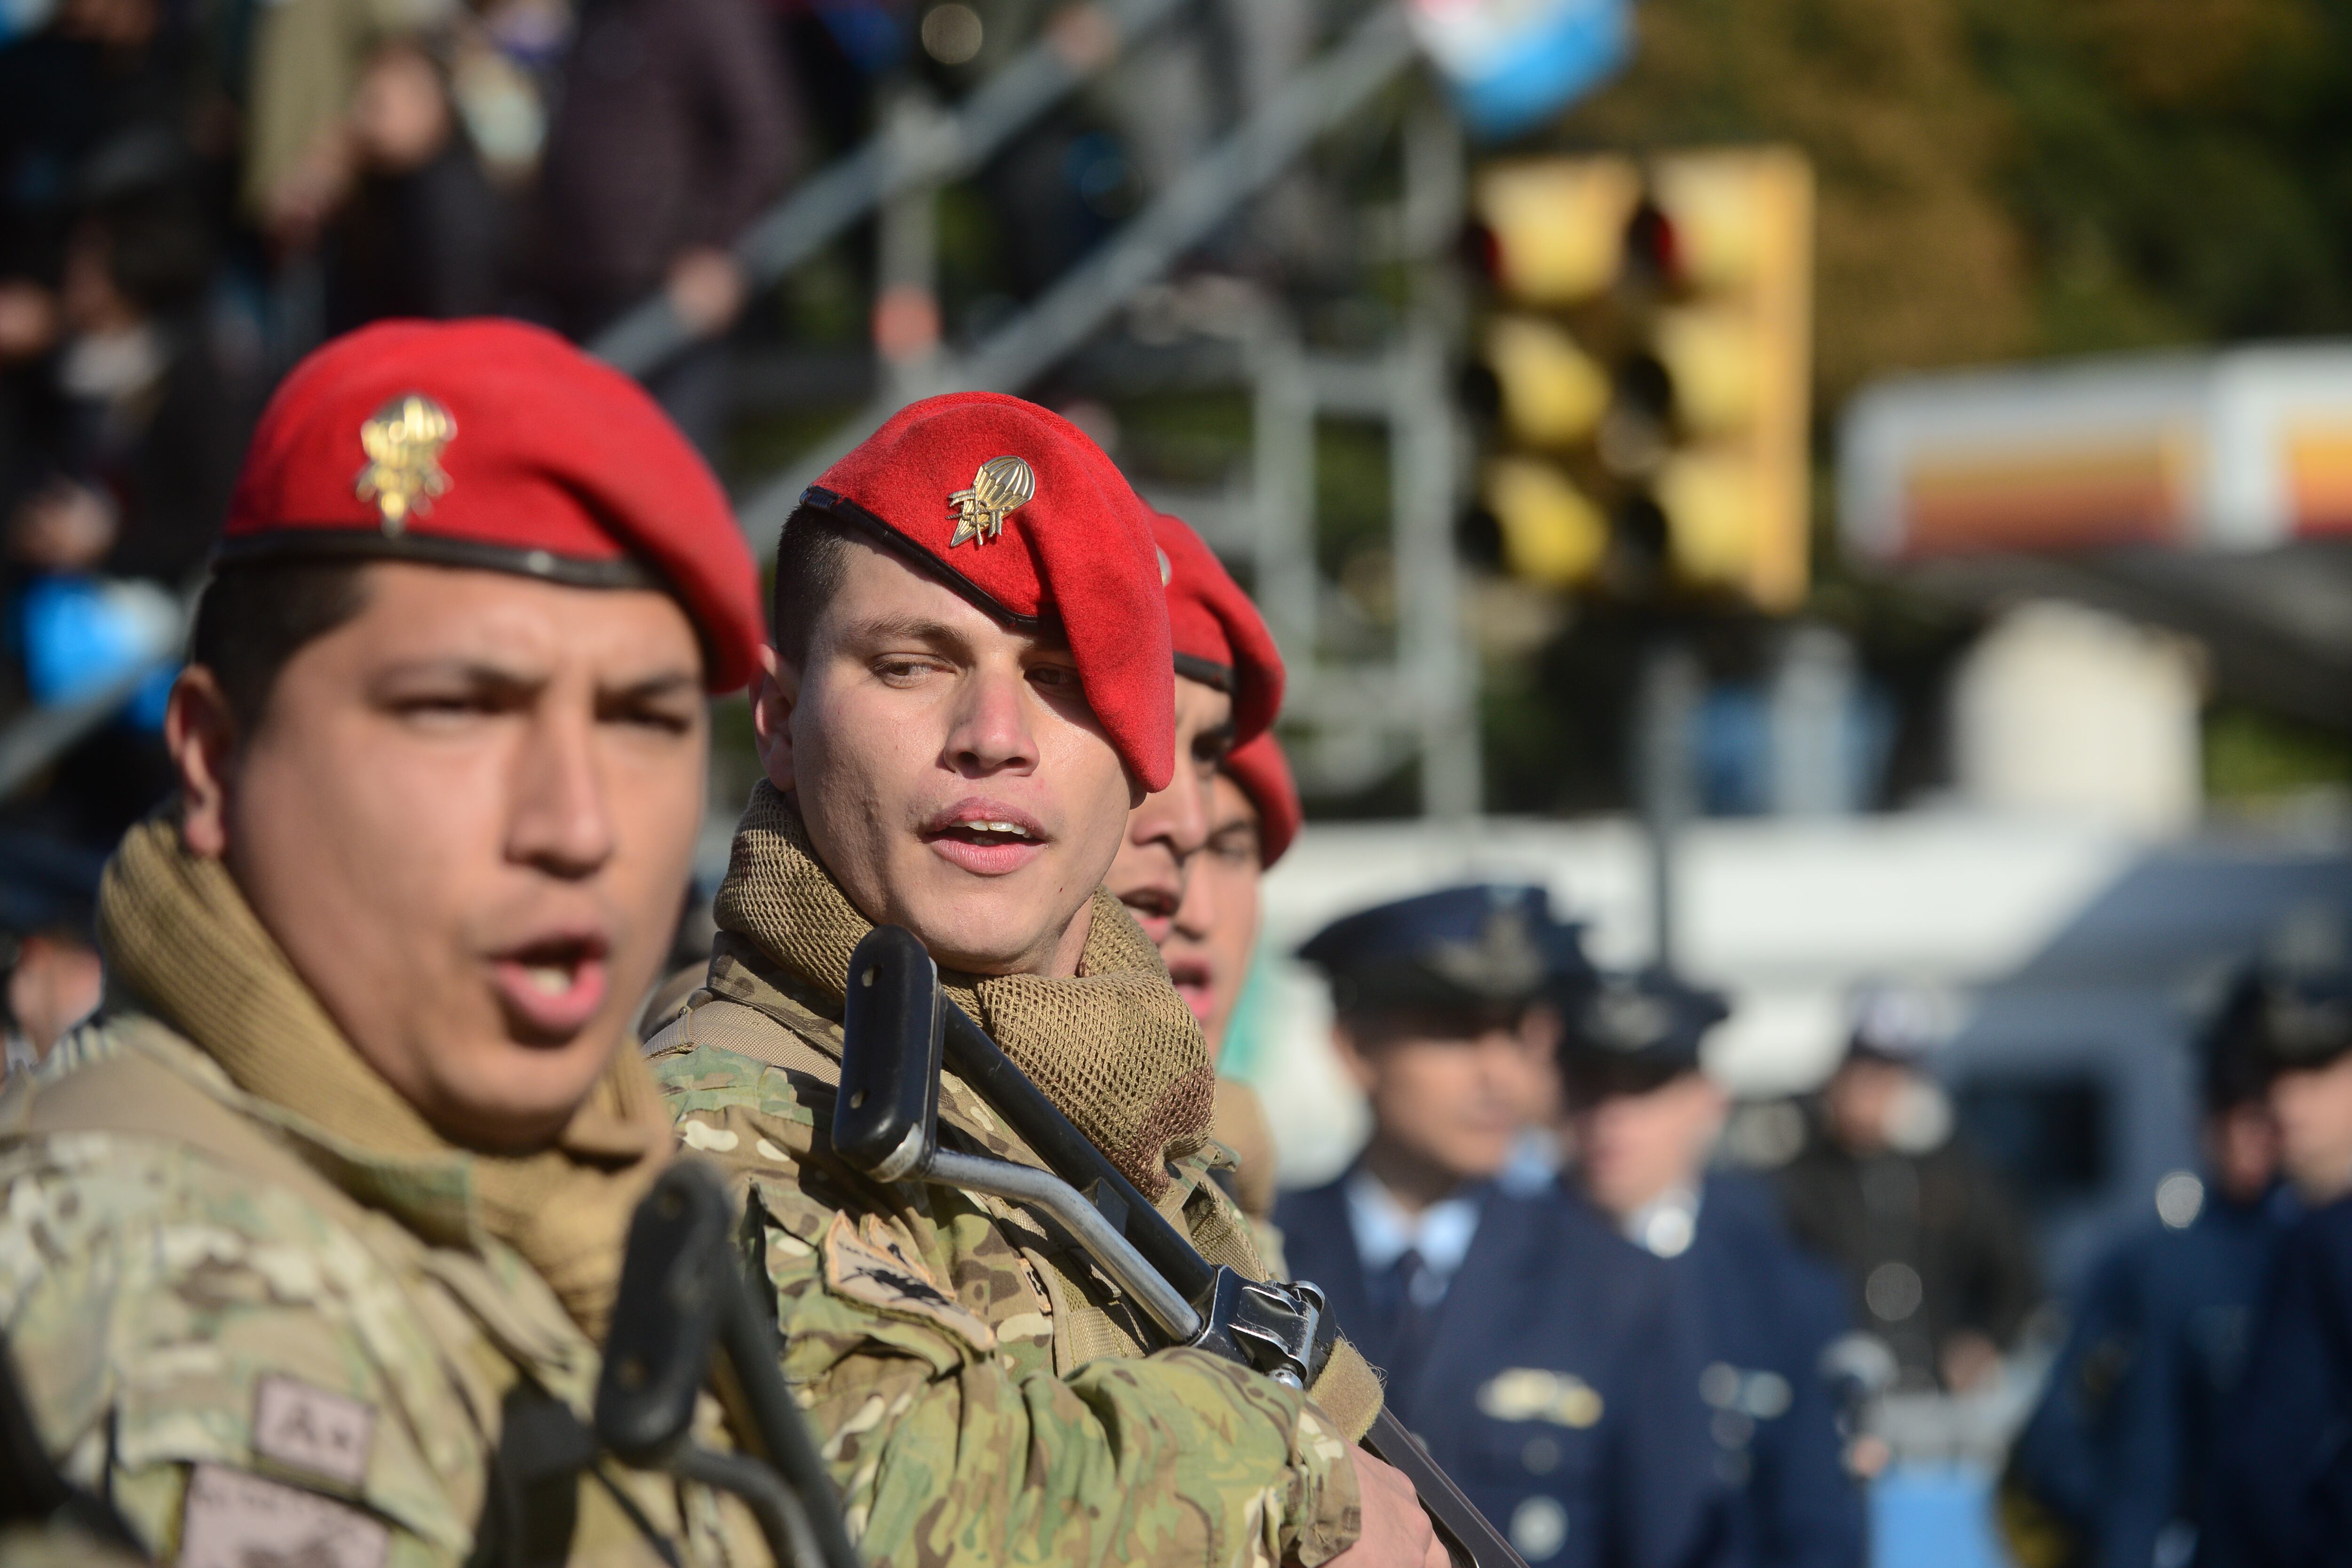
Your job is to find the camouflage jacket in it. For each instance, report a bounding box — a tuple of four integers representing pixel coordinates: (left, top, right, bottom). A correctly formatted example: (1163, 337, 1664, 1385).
(647, 941, 1364, 1568)
(0, 1011, 762, 1568)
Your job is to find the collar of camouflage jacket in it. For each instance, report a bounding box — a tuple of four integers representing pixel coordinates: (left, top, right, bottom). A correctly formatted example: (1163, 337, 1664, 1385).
(94, 814, 672, 1340)
(710, 781, 1215, 1198)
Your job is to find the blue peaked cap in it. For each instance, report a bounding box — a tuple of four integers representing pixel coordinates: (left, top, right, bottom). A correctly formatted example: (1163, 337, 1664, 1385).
(1297, 883, 1594, 1012)
(1559, 967, 1730, 1082)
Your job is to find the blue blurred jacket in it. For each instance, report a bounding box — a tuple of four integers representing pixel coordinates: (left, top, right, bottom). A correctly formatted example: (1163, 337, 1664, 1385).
(2208, 1193, 2352, 1568)
(1279, 1174, 1728, 1568)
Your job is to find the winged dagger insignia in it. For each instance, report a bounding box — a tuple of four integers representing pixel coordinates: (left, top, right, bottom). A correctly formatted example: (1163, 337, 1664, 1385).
(948, 455, 1037, 549)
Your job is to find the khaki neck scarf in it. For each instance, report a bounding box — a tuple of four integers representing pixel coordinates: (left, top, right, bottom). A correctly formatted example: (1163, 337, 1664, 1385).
(96, 816, 672, 1339)
(712, 782, 1215, 1198)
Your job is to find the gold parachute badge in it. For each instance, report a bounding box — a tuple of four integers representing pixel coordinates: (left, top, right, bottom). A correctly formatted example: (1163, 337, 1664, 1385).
(356, 393, 457, 534)
(948, 455, 1036, 549)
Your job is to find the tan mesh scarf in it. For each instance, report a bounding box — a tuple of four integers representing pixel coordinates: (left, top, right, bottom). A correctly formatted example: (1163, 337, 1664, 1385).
(712, 782, 1215, 1198)
(95, 816, 672, 1339)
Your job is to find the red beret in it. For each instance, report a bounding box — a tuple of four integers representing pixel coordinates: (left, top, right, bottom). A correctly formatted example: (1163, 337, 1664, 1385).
(1222, 733, 1301, 868)
(800, 392, 1175, 791)
(221, 318, 764, 692)
(1149, 512, 1284, 748)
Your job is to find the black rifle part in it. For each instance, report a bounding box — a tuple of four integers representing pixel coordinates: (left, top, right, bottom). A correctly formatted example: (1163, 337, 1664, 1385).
(835, 925, 1530, 1568)
(835, 925, 945, 1181)
(0, 1328, 144, 1555)
(596, 1161, 862, 1568)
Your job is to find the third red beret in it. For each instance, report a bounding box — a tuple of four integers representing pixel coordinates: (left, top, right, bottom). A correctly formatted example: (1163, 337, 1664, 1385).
(1149, 511, 1284, 749)
(1223, 733, 1301, 868)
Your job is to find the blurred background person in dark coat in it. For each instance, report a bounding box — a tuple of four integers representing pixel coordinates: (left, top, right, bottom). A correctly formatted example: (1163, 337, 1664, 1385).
(532, 0, 797, 452)
(1778, 989, 2042, 1394)
(2005, 966, 2296, 1568)
(0, 830, 103, 1078)
(1558, 968, 1866, 1568)
(326, 36, 513, 330)
(2208, 963, 2352, 1568)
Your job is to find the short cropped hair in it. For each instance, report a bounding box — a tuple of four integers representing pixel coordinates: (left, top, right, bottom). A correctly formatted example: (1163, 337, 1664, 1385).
(769, 507, 861, 669)
(187, 559, 374, 729)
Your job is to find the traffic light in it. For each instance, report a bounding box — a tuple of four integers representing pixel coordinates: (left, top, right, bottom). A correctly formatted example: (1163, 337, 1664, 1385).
(1462, 147, 1814, 611)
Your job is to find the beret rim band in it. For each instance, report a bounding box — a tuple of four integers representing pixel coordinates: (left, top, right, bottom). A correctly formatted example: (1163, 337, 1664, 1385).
(798, 485, 1044, 632)
(214, 527, 659, 590)
(1172, 653, 1234, 693)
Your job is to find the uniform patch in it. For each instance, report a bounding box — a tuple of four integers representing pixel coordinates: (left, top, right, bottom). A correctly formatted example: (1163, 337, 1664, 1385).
(178, 1462, 390, 1568)
(822, 1211, 997, 1352)
(253, 1376, 375, 1487)
(1478, 1368, 1604, 1429)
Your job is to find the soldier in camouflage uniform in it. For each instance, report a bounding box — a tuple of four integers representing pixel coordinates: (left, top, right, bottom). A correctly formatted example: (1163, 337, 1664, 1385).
(647, 395, 1439, 1568)
(0, 320, 775, 1565)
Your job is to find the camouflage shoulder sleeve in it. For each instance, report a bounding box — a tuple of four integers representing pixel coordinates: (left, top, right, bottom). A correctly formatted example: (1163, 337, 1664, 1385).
(652, 1039, 1364, 1568)
(0, 1130, 490, 1566)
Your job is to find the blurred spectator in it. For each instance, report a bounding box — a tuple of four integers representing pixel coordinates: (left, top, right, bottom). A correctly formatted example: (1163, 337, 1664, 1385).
(0, 0, 206, 295)
(0, 831, 104, 1075)
(242, 0, 455, 250)
(1278, 885, 1727, 1568)
(326, 36, 511, 329)
(11, 180, 237, 587)
(532, 0, 796, 451)
(1559, 970, 1866, 1568)
(2207, 964, 2352, 1566)
(0, 0, 221, 538)
(2004, 968, 2296, 1568)
(1776, 990, 2042, 1393)
(0, 175, 235, 851)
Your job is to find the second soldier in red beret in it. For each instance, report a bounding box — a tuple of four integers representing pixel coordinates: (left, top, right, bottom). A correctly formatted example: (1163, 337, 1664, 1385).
(646, 392, 1446, 1568)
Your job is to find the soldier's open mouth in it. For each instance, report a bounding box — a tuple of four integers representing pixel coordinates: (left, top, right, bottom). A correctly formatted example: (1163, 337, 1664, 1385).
(939, 821, 1035, 844)
(490, 935, 610, 1037)
(922, 799, 1051, 876)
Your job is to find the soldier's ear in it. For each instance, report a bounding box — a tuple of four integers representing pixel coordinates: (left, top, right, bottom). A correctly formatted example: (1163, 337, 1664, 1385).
(167, 666, 238, 858)
(752, 644, 801, 793)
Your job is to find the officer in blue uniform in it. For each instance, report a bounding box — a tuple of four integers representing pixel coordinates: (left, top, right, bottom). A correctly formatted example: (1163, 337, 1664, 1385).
(2206, 963, 2352, 1568)
(1555, 968, 1866, 1568)
(2006, 964, 2297, 1568)
(1275, 884, 1726, 1568)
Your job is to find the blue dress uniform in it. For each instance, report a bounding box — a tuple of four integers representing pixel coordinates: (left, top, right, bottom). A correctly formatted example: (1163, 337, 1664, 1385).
(2207, 1194, 2352, 1568)
(2010, 964, 2301, 1568)
(2202, 963, 2352, 1568)
(1661, 1174, 1863, 1568)
(1280, 885, 1725, 1568)
(1279, 1174, 1727, 1568)
(2011, 1184, 2295, 1568)
(1560, 972, 1866, 1568)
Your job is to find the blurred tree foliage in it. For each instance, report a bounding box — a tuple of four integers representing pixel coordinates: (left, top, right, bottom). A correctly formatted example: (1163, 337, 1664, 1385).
(1557, 0, 2352, 405)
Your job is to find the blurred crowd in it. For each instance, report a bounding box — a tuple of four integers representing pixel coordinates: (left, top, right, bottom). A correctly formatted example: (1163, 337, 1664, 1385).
(0, 0, 832, 1063)
(0, 0, 1354, 1083)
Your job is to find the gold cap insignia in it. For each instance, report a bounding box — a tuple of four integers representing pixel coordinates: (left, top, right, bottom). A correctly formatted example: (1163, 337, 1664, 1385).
(356, 394, 457, 535)
(948, 455, 1036, 549)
